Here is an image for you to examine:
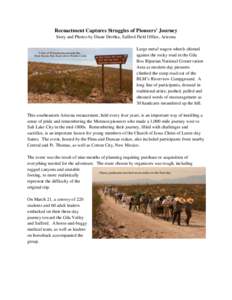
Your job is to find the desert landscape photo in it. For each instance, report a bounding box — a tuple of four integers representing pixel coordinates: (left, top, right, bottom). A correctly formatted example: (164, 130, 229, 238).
(28, 48, 133, 104)
(92, 167, 206, 239)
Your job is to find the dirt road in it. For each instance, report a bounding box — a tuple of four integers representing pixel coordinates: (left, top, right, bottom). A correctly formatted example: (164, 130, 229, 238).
(98, 190, 206, 238)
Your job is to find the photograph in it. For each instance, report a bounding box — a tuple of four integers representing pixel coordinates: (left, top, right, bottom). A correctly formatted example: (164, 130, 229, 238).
(92, 167, 206, 239)
(28, 48, 133, 104)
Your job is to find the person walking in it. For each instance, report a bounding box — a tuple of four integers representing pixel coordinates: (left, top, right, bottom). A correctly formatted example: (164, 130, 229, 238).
(143, 195, 149, 214)
(172, 197, 184, 226)
(129, 197, 134, 211)
(185, 198, 194, 225)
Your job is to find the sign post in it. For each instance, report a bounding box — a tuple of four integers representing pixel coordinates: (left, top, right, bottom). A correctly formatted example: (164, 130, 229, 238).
(102, 64, 104, 92)
(119, 63, 122, 92)
(95, 54, 128, 93)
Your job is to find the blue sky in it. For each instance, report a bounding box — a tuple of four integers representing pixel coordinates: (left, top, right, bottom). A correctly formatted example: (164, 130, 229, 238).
(28, 48, 133, 70)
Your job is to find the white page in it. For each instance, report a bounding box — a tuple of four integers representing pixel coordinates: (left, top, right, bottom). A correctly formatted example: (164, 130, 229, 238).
(1, 1, 231, 299)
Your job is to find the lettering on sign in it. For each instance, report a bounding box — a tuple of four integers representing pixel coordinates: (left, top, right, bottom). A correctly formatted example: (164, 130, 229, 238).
(95, 54, 128, 65)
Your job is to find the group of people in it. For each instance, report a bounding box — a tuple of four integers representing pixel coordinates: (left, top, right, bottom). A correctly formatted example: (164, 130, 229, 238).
(103, 186, 194, 226)
(170, 196, 194, 226)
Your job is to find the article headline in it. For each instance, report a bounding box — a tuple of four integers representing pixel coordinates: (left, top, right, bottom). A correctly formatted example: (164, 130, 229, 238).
(54, 27, 178, 34)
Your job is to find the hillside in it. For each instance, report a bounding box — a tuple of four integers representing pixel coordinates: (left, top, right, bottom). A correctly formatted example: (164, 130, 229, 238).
(28, 62, 133, 103)
(94, 175, 206, 185)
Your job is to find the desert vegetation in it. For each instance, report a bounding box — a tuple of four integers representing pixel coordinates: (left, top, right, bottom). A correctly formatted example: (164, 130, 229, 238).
(28, 62, 132, 103)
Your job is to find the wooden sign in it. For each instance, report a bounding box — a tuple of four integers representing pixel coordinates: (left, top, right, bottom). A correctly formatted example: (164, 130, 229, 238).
(95, 54, 128, 92)
(95, 54, 128, 65)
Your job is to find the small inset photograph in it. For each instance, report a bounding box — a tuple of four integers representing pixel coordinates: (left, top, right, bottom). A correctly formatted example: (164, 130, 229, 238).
(28, 48, 132, 104)
(92, 167, 206, 239)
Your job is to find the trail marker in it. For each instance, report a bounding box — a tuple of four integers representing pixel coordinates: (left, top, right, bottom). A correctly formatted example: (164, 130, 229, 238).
(95, 54, 128, 92)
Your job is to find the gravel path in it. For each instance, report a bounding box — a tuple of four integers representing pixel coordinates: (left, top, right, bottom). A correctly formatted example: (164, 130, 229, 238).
(99, 190, 206, 238)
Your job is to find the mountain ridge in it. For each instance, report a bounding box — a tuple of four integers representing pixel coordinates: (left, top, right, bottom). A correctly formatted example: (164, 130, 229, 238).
(93, 175, 206, 185)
